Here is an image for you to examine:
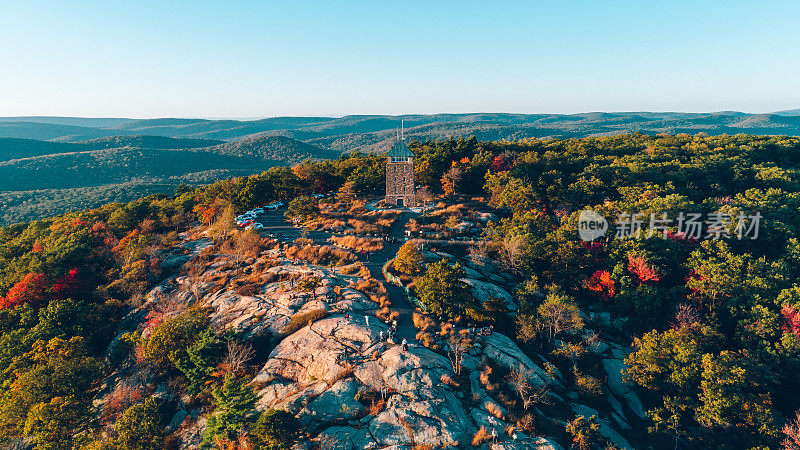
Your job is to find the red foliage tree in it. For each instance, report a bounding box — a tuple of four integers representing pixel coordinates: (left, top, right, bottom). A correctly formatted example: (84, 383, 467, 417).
(103, 383, 145, 422)
(91, 221, 110, 234)
(201, 206, 218, 225)
(580, 241, 604, 251)
(585, 270, 616, 300)
(491, 154, 514, 173)
(0, 272, 48, 309)
(627, 255, 661, 283)
(52, 268, 82, 300)
(71, 218, 90, 228)
(782, 304, 800, 338)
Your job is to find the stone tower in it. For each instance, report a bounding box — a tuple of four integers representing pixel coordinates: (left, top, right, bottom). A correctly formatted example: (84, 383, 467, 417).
(385, 140, 416, 207)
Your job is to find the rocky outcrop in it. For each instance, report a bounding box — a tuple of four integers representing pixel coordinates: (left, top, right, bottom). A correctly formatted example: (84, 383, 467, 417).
(202, 264, 377, 338)
(298, 378, 365, 432)
(601, 358, 646, 420)
(143, 235, 640, 450)
(462, 278, 517, 311)
(482, 333, 562, 388)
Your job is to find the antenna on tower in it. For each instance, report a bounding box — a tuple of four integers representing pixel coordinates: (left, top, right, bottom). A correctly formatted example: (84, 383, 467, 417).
(401, 119, 405, 141)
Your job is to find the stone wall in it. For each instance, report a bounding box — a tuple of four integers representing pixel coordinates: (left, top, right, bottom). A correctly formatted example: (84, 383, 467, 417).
(385, 158, 416, 207)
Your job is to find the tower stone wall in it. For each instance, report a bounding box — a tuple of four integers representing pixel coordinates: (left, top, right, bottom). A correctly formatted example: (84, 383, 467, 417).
(385, 156, 416, 207)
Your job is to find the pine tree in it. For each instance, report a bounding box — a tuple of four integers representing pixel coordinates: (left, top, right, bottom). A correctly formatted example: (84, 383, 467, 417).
(172, 329, 224, 394)
(202, 375, 258, 447)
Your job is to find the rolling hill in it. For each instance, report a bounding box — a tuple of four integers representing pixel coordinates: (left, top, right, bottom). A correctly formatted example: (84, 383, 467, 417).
(3, 110, 800, 225)
(0, 135, 332, 225)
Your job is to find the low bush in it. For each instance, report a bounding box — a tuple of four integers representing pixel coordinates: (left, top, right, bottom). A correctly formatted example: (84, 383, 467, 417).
(235, 283, 261, 296)
(285, 244, 355, 266)
(330, 235, 384, 253)
(250, 409, 301, 450)
(339, 262, 365, 275)
(282, 309, 327, 335)
(140, 310, 208, 368)
(472, 426, 491, 446)
(413, 312, 437, 332)
(416, 331, 436, 349)
(573, 369, 604, 400)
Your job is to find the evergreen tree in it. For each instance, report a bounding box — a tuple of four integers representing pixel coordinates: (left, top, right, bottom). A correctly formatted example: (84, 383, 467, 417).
(250, 409, 301, 450)
(172, 329, 224, 394)
(202, 375, 258, 447)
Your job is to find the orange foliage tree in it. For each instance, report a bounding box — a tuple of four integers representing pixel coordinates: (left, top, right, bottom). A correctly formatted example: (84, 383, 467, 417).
(627, 255, 661, 283)
(585, 270, 616, 300)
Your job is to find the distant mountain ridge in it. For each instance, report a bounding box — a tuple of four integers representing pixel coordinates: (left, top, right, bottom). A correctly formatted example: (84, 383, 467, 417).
(2, 111, 800, 151)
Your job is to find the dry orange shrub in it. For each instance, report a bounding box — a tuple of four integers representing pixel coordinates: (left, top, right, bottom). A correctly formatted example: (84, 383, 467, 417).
(330, 235, 384, 253)
(282, 309, 327, 334)
(103, 383, 145, 422)
(412, 312, 436, 332)
(369, 397, 386, 415)
(285, 244, 355, 266)
(472, 427, 491, 446)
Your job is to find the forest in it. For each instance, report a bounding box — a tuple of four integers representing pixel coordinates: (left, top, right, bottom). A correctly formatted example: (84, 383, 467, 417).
(0, 135, 336, 226)
(1, 133, 800, 448)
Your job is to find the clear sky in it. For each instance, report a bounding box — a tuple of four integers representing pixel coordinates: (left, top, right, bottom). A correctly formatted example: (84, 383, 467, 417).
(1, 1, 799, 118)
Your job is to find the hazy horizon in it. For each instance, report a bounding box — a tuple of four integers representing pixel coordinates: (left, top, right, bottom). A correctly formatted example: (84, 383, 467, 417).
(1, 108, 799, 122)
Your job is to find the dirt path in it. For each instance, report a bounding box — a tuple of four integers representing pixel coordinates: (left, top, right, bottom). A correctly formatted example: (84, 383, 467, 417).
(356, 212, 418, 341)
(256, 208, 418, 341)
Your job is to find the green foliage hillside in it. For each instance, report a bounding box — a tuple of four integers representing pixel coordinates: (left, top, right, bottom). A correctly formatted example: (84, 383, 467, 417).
(77, 135, 224, 150)
(0, 135, 334, 225)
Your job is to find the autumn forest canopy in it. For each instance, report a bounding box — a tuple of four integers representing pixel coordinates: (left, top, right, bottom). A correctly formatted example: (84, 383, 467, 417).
(3, 132, 800, 447)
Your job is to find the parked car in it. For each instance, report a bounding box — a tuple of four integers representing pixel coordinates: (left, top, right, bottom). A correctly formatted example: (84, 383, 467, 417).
(251, 207, 264, 214)
(252, 223, 264, 229)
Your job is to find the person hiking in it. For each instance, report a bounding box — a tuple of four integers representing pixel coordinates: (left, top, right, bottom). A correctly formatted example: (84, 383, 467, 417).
(401, 338, 408, 352)
(379, 330, 384, 341)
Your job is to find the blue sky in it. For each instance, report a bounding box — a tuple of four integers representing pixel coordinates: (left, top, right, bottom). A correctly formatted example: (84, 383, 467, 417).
(1, 1, 799, 118)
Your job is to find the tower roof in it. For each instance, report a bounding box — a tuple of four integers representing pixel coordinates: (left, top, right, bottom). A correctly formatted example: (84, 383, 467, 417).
(387, 141, 414, 158)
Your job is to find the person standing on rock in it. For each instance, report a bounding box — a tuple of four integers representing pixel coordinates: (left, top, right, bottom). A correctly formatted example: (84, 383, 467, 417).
(345, 313, 350, 320)
(401, 338, 408, 352)
(379, 330, 384, 341)
(365, 315, 370, 327)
